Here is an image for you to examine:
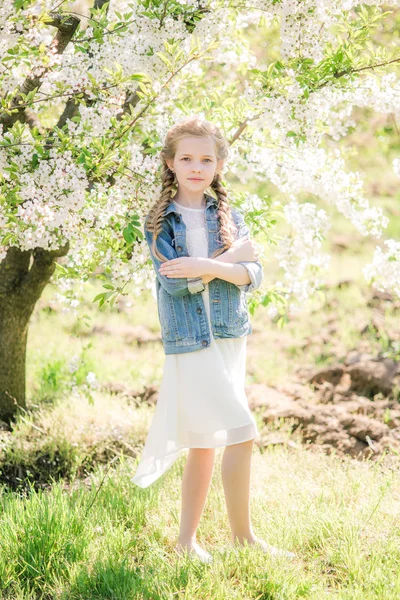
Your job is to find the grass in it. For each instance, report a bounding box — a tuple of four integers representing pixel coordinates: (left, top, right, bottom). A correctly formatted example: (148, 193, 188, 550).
(0, 446, 399, 598)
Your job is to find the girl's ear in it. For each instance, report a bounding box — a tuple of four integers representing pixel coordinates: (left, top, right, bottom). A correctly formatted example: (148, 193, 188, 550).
(216, 159, 224, 174)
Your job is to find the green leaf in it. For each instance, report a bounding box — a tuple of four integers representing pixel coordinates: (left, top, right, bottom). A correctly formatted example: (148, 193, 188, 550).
(156, 52, 172, 69)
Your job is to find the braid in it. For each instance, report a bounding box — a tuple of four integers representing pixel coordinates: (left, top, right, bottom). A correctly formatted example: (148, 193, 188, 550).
(146, 165, 176, 261)
(210, 173, 237, 259)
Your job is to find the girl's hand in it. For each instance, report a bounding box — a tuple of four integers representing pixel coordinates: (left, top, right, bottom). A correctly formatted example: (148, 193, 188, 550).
(159, 256, 208, 278)
(226, 238, 260, 262)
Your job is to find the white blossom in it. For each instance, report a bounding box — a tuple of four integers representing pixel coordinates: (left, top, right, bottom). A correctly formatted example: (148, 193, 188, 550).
(0, 0, 399, 321)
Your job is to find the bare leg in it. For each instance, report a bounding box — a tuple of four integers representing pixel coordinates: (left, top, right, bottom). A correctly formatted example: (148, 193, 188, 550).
(174, 447, 215, 563)
(221, 438, 255, 544)
(221, 438, 296, 559)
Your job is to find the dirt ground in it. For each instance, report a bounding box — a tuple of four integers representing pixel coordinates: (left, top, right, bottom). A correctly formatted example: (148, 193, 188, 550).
(247, 349, 400, 460)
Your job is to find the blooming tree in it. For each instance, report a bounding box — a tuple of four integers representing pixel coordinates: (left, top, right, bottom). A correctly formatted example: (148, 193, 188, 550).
(0, 0, 399, 418)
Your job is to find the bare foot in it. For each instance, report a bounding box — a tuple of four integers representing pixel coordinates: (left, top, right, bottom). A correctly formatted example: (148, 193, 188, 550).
(174, 540, 213, 564)
(231, 535, 296, 560)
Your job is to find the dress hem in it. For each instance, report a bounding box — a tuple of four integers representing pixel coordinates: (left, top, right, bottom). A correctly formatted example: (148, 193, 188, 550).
(131, 426, 259, 489)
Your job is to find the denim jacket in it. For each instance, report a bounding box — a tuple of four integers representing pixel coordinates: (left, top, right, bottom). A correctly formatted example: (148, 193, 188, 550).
(144, 193, 263, 355)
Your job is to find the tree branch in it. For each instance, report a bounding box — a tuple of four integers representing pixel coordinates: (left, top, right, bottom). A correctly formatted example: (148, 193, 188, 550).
(0, 13, 80, 132)
(0, 11, 79, 279)
(229, 55, 400, 144)
(14, 240, 70, 300)
(318, 55, 400, 89)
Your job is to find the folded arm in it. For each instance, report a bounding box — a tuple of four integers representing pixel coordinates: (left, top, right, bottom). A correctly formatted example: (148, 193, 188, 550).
(160, 252, 262, 292)
(146, 209, 263, 295)
(144, 217, 204, 297)
(201, 249, 246, 284)
(201, 258, 252, 286)
(204, 209, 263, 293)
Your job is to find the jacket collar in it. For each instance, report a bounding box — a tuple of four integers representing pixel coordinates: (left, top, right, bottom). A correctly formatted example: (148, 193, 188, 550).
(163, 193, 218, 216)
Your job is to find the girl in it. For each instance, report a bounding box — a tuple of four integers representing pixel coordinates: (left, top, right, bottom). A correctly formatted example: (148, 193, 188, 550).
(132, 115, 295, 563)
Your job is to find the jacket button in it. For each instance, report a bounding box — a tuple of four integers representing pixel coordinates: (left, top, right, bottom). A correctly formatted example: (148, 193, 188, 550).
(177, 245, 182, 252)
(196, 307, 202, 314)
(202, 340, 208, 347)
(176, 216, 181, 222)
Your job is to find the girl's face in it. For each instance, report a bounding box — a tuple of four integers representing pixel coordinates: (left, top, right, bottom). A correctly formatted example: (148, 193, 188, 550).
(167, 135, 223, 194)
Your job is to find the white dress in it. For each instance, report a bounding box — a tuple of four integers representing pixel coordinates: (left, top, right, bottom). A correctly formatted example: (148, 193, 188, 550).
(131, 201, 259, 488)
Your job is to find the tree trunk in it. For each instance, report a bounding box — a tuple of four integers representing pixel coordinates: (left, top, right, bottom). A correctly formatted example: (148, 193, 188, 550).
(0, 301, 30, 422)
(0, 243, 69, 423)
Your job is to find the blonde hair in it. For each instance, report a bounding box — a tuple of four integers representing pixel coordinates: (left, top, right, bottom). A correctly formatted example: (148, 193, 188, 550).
(145, 115, 237, 261)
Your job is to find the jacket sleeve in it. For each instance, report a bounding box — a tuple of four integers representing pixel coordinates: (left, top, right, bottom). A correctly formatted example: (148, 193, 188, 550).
(231, 208, 264, 294)
(144, 215, 205, 297)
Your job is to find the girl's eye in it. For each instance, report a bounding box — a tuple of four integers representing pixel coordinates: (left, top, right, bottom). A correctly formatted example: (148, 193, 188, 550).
(181, 158, 212, 162)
